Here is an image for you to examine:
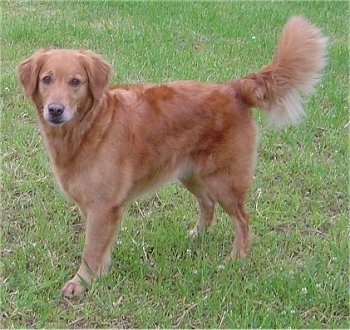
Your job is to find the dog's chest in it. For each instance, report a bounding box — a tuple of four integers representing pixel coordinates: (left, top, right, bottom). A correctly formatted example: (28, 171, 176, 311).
(53, 166, 89, 205)
(52, 157, 129, 208)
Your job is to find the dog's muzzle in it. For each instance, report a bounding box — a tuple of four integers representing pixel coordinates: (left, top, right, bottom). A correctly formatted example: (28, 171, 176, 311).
(47, 103, 65, 124)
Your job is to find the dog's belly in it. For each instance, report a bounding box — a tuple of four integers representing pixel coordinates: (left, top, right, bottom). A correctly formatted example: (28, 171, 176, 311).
(126, 158, 194, 202)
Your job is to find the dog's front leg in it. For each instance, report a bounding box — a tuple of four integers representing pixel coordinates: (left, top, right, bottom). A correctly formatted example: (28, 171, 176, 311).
(61, 204, 123, 297)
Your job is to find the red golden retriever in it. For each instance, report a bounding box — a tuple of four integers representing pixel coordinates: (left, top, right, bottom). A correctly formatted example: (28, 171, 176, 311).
(18, 16, 327, 297)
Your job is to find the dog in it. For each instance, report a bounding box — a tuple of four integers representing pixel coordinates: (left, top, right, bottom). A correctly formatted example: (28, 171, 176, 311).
(17, 16, 327, 297)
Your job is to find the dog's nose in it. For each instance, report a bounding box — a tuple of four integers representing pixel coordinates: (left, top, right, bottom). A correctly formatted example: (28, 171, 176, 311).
(48, 103, 65, 117)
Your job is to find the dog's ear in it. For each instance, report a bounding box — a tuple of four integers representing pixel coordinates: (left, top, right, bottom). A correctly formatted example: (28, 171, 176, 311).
(78, 50, 111, 100)
(17, 49, 49, 98)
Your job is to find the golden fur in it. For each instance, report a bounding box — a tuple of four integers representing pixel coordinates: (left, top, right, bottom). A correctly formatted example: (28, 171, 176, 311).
(17, 16, 327, 297)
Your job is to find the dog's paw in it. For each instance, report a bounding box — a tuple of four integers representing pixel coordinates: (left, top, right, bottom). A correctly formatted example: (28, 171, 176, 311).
(230, 245, 248, 259)
(187, 227, 199, 239)
(230, 248, 248, 259)
(61, 277, 85, 297)
(231, 230, 253, 259)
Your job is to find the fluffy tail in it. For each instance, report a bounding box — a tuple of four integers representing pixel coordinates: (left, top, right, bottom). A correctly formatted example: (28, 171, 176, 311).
(239, 16, 327, 127)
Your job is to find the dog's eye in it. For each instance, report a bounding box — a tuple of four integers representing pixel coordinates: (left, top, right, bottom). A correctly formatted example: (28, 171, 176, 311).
(69, 78, 81, 87)
(42, 76, 52, 85)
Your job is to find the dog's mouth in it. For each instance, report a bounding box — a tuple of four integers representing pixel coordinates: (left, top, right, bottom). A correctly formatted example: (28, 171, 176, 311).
(47, 116, 65, 125)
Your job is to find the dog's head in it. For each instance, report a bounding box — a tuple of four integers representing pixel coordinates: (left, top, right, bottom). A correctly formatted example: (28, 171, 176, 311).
(17, 49, 111, 126)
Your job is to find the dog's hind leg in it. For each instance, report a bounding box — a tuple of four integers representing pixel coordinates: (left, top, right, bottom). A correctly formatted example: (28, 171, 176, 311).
(214, 181, 251, 259)
(61, 204, 123, 297)
(227, 201, 250, 259)
(180, 177, 216, 238)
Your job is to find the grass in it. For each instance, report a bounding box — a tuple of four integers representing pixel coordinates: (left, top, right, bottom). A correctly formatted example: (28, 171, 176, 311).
(1, 0, 349, 328)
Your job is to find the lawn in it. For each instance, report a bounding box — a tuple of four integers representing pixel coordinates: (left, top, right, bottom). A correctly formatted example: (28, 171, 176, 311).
(1, 0, 349, 328)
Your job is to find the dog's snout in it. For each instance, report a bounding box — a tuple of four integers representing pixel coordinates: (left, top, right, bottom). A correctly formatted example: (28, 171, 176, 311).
(48, 103, 65, 117)
(45, 102, 73, 125)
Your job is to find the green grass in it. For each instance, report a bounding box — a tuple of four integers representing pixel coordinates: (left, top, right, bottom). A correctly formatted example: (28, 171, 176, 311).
(1, 0, 349, 328)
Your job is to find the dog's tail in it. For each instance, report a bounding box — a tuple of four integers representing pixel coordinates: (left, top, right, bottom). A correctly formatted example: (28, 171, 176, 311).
(239, 16, 327, 127)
